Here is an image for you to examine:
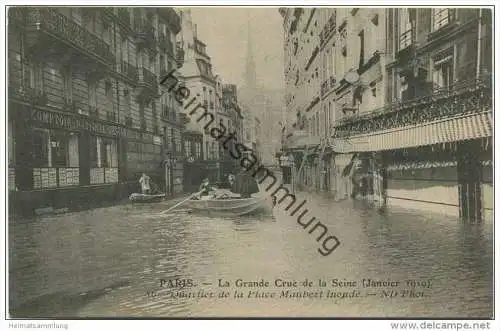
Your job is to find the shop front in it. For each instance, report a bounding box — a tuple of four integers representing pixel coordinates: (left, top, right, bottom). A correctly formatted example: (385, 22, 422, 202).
(9, 105, 156, 216)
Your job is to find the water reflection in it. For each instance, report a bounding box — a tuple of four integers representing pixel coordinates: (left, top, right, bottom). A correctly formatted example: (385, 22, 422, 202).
(9, 197, 493, 318)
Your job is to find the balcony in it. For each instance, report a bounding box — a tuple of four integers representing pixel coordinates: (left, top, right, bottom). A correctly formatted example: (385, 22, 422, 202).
(428, 9, 458, 41)
(333, 75, 492, 139)
(9, 83, 48, 106)
(15, 8, 114, 70)
(162, 105, 178, 124)
(135, 19, 157, 53)
(116, 7, 133, 35)
(120, 60, 139, 83)
(106, 111, 117, 122)
(89, 106, 98, 118)
(159, 34, 174, 55)
(125, 116, 133, 127)
(158, 8, 182, 34)
(136, 67, 158, 103)
(176, 42, 185, 68)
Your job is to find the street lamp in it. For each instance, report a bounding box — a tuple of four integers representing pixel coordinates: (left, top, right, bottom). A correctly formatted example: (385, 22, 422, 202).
(164, 151, 177, 196)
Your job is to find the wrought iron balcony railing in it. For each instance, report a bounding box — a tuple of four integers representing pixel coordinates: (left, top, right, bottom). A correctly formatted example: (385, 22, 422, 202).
(399, 29, 413, 51)
(106, 111, 117, 122)
(21, 8, 114, 65)
(117, 7, 132, 27)
(158, 8, 182, 34)
(333, 75, 492, 139)
(135, 19, 156, 51)
(159, 34, 174, 55)
(9, 83, 48, 105)
(176, 42, 185, 67)
(162, 105, 177, 122)
(121, 61, 139, 82)
(139, 67, 158, 90)
(125, 116, 133, 127)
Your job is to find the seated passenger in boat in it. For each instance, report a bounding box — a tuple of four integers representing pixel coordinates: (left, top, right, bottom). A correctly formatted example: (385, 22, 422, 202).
(198, 178, 214, 199)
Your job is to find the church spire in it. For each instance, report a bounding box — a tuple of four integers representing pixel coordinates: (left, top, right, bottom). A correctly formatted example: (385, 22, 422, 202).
(245, 13, 257, 89)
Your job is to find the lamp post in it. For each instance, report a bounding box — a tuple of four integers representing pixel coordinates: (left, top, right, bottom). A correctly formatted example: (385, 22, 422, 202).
(164, 151, 177, 197)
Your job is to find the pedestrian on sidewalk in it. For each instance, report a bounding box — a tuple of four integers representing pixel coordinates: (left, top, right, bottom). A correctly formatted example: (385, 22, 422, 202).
(139, 173, 151, 194)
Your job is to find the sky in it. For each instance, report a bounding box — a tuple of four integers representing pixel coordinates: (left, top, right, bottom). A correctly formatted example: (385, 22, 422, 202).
(189, 7, 285, 90)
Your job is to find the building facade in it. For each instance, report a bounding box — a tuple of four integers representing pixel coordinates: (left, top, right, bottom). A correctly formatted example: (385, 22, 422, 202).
(178, 9, 223, 184)
(280, 7, 492, 222)
(8, 7, 183, 216)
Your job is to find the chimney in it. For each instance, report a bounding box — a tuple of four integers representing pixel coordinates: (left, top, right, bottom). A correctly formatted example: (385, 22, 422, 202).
(194, 24, 197, 38)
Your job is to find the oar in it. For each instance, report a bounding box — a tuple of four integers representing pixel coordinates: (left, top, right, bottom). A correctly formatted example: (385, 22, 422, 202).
(159, 190, 203, 215)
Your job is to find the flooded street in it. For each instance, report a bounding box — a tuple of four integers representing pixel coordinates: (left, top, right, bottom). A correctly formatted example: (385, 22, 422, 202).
(9, 193, 493, 318)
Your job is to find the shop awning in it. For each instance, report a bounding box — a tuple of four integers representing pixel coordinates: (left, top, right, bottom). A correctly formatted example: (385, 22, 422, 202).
(331, 111, 492, 153)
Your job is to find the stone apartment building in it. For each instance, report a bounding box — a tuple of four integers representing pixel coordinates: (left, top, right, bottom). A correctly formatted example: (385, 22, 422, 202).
(280, 7, 492, 222)
(8, 7, 184, 216)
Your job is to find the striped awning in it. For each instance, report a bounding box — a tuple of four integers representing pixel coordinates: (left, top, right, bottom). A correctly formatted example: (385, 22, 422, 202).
(333, 111, 492, 153)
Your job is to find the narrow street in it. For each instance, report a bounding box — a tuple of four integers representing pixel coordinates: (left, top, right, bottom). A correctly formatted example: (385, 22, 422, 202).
(9, 193, 493, 318)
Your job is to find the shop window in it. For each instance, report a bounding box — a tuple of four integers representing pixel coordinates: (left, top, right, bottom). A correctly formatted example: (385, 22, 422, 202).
(32, 129, 80, 188)
(90, 136, 118, 184)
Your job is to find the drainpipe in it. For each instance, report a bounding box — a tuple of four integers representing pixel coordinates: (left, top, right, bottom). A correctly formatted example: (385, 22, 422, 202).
(476, 9, 483, 79)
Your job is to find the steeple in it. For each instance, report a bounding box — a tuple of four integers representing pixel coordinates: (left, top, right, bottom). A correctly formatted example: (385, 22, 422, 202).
(245, 13, 257, 89)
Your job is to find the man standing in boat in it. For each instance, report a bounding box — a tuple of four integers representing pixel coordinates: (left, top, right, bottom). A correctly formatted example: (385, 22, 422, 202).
(139, 173, 151, 194)
(199, 178, 214, 197)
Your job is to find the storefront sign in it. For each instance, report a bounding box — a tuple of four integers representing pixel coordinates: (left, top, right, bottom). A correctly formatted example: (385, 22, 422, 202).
(30, 109, 142, 141)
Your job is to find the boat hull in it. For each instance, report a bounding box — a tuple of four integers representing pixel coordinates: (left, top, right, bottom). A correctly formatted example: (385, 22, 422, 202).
(129, 193, 166, 203)
(186, 196, 267, 217)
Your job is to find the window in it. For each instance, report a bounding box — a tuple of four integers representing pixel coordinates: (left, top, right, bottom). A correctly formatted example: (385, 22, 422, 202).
(399, 9, 413, 50)
(211, 142, 216, 159)
(195, 142, 202, 159)
(185, 140, 192, 157)
(63, 70, 72, 101)
(433, 8, 453, 31)
(87, 83, 98, 110)
(24, 60, 44, 92)
(433, 52, 454, 89)
(205, 141, 210, 160)
(90, 136, 118, 184)
(32, 129, 80, 188)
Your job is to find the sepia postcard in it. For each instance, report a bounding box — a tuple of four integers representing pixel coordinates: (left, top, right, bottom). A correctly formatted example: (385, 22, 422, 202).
(2, 2, 496, 326)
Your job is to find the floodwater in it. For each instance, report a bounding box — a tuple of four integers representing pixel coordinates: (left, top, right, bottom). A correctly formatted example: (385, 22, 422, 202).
(9, 193, 493, 318)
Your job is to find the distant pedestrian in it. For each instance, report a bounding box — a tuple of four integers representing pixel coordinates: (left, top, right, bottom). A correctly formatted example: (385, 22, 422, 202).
(139, 173, 151, 194)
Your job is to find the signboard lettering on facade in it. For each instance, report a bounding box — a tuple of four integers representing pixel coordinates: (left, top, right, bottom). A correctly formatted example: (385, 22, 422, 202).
(30, 109, 142, 140)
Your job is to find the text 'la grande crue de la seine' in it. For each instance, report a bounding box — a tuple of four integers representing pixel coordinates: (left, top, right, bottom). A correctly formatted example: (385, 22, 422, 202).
(145, 277, 434, 301)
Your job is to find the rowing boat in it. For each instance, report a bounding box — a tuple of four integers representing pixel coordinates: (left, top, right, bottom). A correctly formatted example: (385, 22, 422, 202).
(186, 196, 267, 217)
(129, 193, 166, 203)
(185, 188, 268, 217)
